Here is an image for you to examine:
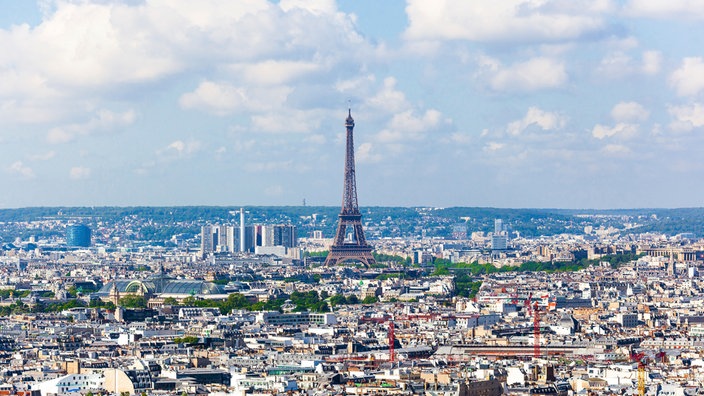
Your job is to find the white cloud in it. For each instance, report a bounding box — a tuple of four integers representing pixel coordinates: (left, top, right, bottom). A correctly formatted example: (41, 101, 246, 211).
(507, 107, 567, 136)
(376, 109, 445, 143)
(624, 0, 704, 19)
(601, 144, 631, 156)
(180, 81, 291, 115)
(596, 50, 663, 79)
(8, 2, 182, 89)
(447, 132, 472, 144)
(28, 151, 56, 161)
(214, 146, 227, 160)
(228, 60, 325, 86)
(0, 0, 369, 125)
(365, 77, 410, 114)
(641, 51, 662, 75)
(670, 57, 704, 97)
(46, 109, 135, 144)
(69, 166, 91, 180)
(668, 103, 704, 132)
(611, 102, 649, 122)
(279, 0, 336, 14)
(7, 161, 35, 179)
(335, 74, 376, 94)
(356, 142, 382, 163)
(483, 142, 505, 152)
(591, 102, 648, 140)
(592, 123, 638, 139)
(404, 0, 611, 44)
(482, 57, 568, 92)
(157, 139, 202, 158)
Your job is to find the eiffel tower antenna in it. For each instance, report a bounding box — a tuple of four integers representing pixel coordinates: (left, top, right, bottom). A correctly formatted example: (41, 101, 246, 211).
(325, 109, 376, 266)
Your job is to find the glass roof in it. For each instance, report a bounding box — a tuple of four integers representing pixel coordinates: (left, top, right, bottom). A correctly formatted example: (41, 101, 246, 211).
(97, 279, 225, 296)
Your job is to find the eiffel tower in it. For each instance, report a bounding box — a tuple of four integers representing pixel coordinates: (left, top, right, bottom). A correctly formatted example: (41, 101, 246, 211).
(325, 110, 376, 266)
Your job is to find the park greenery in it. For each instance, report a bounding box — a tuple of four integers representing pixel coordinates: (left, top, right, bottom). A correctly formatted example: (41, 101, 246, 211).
(173, 336, 199, 345)
(119, 295, 148, 308)
(431, 252, 643, 277)
(436, 252, 643, 298)
(166, 290, 380, 314)
(0, 298, 94, 316)
(0, 248, 644, 318)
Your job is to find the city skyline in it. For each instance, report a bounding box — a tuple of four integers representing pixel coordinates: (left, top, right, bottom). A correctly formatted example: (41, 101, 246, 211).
(2, 1, 704, 209)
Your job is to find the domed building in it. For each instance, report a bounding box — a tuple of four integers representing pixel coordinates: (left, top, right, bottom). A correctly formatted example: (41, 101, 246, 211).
(94, 271, 227, 307)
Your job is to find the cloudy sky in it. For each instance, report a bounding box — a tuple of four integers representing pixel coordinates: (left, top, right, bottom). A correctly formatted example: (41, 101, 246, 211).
(1, 0, 704, 209)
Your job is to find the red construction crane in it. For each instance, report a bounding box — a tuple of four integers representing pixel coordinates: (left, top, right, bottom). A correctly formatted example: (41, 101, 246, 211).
(525, 292, 533, 316)
(388, 321, 395, 363)
(630, 352, 646, 396)
(533, 301, 540, 358)
(511, 293, 519, 304)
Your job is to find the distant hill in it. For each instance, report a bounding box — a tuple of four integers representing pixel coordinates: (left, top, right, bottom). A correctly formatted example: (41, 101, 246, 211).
(0, 206, 702, 242)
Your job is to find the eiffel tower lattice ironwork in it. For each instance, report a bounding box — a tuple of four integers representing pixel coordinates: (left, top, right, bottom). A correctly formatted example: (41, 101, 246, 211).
(325, 110, 376, 266)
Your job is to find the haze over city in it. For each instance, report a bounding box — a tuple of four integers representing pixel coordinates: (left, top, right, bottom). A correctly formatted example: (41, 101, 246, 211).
(2, 0, 704, 209)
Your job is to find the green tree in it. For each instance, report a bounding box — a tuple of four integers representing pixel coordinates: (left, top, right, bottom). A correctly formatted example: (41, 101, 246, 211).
(163, 297, 179, 306)
(174, 336, 199, 345)
(89, 299, 116, 310)
(362, 296, 378, 304)
(329, 294, 347, 306)
(181, 296, 199, 306)
(119, 295, 148, 308)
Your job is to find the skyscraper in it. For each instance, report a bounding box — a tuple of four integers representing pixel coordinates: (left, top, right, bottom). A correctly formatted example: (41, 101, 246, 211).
(200, 225, 215, 255)
(66, 224, 91, 247)
(494, 218, 504, 235)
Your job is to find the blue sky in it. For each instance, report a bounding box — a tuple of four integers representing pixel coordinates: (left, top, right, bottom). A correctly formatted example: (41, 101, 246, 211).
(1, 0, 704, 209)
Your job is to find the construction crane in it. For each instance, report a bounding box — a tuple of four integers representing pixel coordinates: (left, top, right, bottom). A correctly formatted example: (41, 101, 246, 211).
(630, 352, 646, 396)
(525, 292, 533, 316)
(533, 301, 540, 358)
(388, 321, 395, 363)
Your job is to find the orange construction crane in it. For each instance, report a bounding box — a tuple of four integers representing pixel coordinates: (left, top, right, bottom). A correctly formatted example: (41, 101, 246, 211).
(630, 352, 646, 396)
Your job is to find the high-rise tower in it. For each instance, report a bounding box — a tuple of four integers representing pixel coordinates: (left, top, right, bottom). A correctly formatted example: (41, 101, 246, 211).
(325, 110, 376, 266)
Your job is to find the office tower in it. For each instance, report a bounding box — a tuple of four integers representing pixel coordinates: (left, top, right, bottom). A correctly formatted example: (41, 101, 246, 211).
(225, 226, 235, 253)
(275, 224, 297, 248)
(66, 224, 91, 247)
(491, 234, 508, 251)
(239, 208, 245, 252)
(201, 225, 215, 254)
(259, 225, 276, 247)
(216, 225, 238, 253)
(494, 218, 504, 235)
(234, 225, 255, 252)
